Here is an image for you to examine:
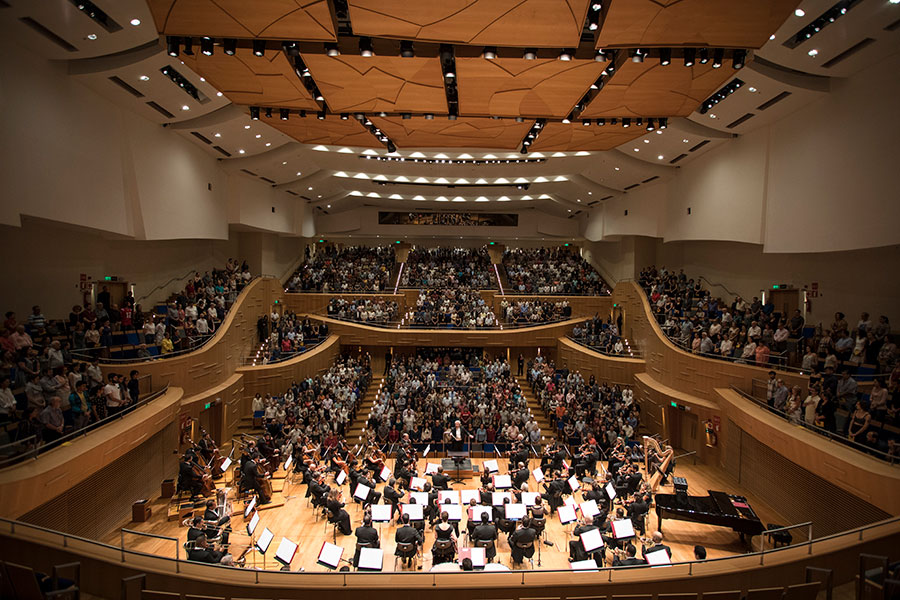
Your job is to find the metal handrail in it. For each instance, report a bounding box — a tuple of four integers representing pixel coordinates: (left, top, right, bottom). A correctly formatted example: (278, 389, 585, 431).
(730, 385, 898, 464)
(322, 312, 584, 330)
(121, 529, 180, 571)
(566, 335, 643, 359)
(758, 522, 813, 562)
(1, 514, 898, 581)
(241, 338, 327, 366)
(133, 269, 198, 305)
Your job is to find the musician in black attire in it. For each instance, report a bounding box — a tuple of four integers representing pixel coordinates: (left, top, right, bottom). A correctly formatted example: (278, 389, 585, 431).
(394, 513, 423, 567)
(612, 543, 644, 566)
(197, 432, 216, 463)
(423, 483, 439, 525)
(353, 514, 380, 568)
(430, 466, 450, 491)
(568, 514, 605, 564)
(240, 455, 270, 504)
(178, 452, 203, 497)
(509, 517, 537, 565)
(383, 477, 402, 520)
(187, 515, 206, 543)
(395, 458, 413, 490)
(512, 462, 530, 489)
(308, 473, 330, 508)
(431, 511, 457, 564)
(544, 470, 567, 511)
(509, 444, 528, 471)
(394, 443, 409, 477)
(354, 472, 382, 506)
(326, 490, 352, 535)
(471, 513, 498, 562)
(627, 494, 651, 536)
(575, 445, 600, 478)
(187, 533, 224, 564)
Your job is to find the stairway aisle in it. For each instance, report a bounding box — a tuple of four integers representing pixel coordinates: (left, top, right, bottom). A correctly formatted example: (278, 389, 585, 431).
(515, 374, 553, 442)
(345, 379, 382, 440)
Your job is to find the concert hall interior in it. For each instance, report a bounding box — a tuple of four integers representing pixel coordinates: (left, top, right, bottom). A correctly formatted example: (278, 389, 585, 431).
(0, 1, 899, 599)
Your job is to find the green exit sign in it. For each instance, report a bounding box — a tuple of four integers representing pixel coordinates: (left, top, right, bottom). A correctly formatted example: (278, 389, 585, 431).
(104, 276, 112, 281)
(395, 240, 401, 244)
(204, 402, 212, 410)
(670, 401, 678, 408)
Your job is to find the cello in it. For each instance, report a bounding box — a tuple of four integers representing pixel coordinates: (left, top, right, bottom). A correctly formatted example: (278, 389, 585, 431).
(191, 459, 215, 497)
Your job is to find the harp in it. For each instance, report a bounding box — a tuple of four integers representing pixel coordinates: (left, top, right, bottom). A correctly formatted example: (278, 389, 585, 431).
(642, 436, 674, 492)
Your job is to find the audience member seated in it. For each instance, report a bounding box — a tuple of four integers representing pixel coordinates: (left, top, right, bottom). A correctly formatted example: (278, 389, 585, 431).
(401, 247, 495, 289)
(408, 288, 497, 328)
(571, 316, 628, 354)
(503, 247, 609, 295)
(502, 299, 571, 324)
(327, 298, 399, 325)
(287, 245, 395, 292)
(255, 311, 329, 363)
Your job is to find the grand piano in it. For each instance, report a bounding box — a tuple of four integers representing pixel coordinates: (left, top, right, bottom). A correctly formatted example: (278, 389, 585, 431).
(655, 489, 764, 542)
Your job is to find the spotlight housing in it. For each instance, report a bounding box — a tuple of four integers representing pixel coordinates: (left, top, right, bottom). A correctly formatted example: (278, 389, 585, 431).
(482, 46, 497, 60)
(699, 48, 709, 64)
(265, 107, 272, 119)
(200, 36, 213, 56)
(317, 111, 326, 120)
(182, 37, 193, 55)
(683, 48, 695, 67)
(400, 41, 414, 58)
(646, 118, 655, 131)
(712, 48, 724, 68)
(252, 40, 265, 57)
(223, 39, 236, 55)
(659, 118, 668, 129)
(249, 106, 260, 120)
(594, 50, 607, 63)
(325, 43, 340, 57)
(659, 48, 671, 66)
(280, 108, 290, 120)
(166, 36, 179, 57)
(359, 37, 374, 57)
(622, 118, 631, 128)
(732, 49, 747, 69)
(558, 49, 573, 61)
(632, 49, 644, 63)
(523, 48, 537, 60)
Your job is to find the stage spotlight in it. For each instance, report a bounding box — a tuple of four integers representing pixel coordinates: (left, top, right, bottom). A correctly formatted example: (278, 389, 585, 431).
(659, 118, 668, 129)
(166, 36, 179, 57)
(558, 49, 572, 61)
(325, 43, 340, 57)
(646, 118, 655, 131)
(524, 48, 537, 60)
(183, 37, 193, 55)
(699, 48, 709, 64)
(400, 41, 415, 58)
(317, 111, 326, 120)
(596, 118, 605, 126)
(387, 142, 397, 153)
(280, 108, 289, 120)
(712, 48, 724, 68)
(223, 39, 236, 55)
(359, 37, 374, 57)
(683, 48, 695, 67)
(340, 113, 349, 120)
(250, 106, 260, 120)
(659, 48, 671, 66)
(283, 41, 300, 56)
(482, 46, 497, 59)
(622, 118, 631, 128)
(632, 49, 644, 63)
(265, 107, 272, 118)
(252, 40, 265, 57)
(732, 49, 747, 69)
(200, 36, 213, 56)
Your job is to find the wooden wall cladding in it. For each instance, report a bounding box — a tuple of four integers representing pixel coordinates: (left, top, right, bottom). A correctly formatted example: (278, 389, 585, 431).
(581, 60, 735, 119)
(595, 0, 800, 49)
(237, 335, 341, 407)
(181, 49, 319, 111)
(262, 116, 376, 147)
(348, 0, 590, 48)
(101, 277, 282, 399)
(0, 387, 183, 520)
(17, 421, 178, 540)
(456, 58, 604, 118)
(148, 0, 336, 40)
(719, 388, 900, 518)
(303, 56, 447, 114)
(369, 116, 533, 149)
(180, 372, 245, 443)
(530, 122, 645, 151)
(556, 337, 645, 387)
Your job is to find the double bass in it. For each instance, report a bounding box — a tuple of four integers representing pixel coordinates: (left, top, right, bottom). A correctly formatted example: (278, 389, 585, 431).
(191, 459, 215, 497)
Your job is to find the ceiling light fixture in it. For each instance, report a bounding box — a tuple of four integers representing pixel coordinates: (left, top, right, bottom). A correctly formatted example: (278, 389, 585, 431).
(325, 43, 340, 57)
(646, 118, 655, 131)
(698, 48, 709, 64)
(166, 36, 179, 57)
(632, 49, 644, 63)
(317, 111, 326, 120)
(594, 50, 607, 63)
(659, 48, 671, 66)
(712, 48, 724, 68)
(482, 46, 497, 59)
(359, 37, 374, 57)
(280, 108, 289, 120)
(130, 18, 141, 26)
(181, 105, 190, 111)
(400, 40, 415, 58)
(558, 49, 573, 61)
(524, 48, 537, 60)
(249, 106, 260, 120)
(683, 48, 695, 67)
(808, 48, 818, 57)
(223, 39, 236, 55)
(659, 118, 667, 129)
(622, 118, 631, 128)
(732, 49, 746, 69)
(252, 40, 265, 57)
(139, 75, 149, 81)
(201, 36, 213, 56)
(795, 8, 805, 17)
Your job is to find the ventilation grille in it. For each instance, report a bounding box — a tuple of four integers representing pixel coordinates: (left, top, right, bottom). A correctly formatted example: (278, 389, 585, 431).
(240, 169, 258, 177)
(19, 17, 76, 51)
(190, 131, 212, 145)
(669, 153, 688, 164)
(822, 38, 876, 68)
(146, 101, 174, 119)
(212, 145, 231, 157)
(19, 422, 177, 540)
(260, 176, 276, 184)
(641, 176, 659, 184)
(885, 17, 900, 32)
(286, 190, 299, 196)
(727, 113, 756, 129)
(600, 195, 613, 201)
(783, 0, 862, 49)
(689, 140, 710, 152)
(108, 76, 144, 98)
(757, 91, 792, 111)
(623, 183, 639, 191)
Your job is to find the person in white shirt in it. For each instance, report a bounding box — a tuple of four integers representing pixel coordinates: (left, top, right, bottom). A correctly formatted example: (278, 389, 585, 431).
(104, 374, 123, 414)
(196, 316, 209, 335)
(803, 387, 821, 425)
(0, 378, 16, 420)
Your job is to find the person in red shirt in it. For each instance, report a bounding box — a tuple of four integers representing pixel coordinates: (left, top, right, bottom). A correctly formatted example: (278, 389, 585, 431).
(120, 305, 133, 328)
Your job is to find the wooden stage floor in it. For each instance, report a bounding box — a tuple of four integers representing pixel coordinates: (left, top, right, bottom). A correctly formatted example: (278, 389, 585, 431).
(103, 457, 786, 572)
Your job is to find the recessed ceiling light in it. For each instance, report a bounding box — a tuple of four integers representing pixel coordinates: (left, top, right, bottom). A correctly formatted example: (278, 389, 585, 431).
(808, 49, 818, 57)
(139, 75, 149, 81)
(130, 18, 141, 26)
(748, 86, 758, 93)
(181, 105, 190, 111)
(795, 8, 805, 17)
(657, 155, 664, 160)
(588, 191, 592, 195)
(282, 161, 287, 165)
(214, 133, 221, 137)
(244, 125, 251, 129)
(682, 138, 689, 143)
(199, 77, 205, 82)
(308, 187, 313, 190)
(643, 139, 650, 144)
(296, 172, 302, 176)
(769, 34, 776, 40)
(633, 148, 639, 152)
(709, 113, 717, 119)
(577, 199, 581, 202)
(86, 33, 98, 40)
(216, 92, 223, 97)
(255, 134, 261, 138)
(265, 142, 271, 147)
(614, 167, 620, 171)
(656, 130, 663, 135)
(238, 149, 245, 154)
(317, 195, 322, 198)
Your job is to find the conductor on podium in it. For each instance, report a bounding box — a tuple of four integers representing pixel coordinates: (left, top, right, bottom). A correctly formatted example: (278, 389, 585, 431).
(450, 420, 472, 452)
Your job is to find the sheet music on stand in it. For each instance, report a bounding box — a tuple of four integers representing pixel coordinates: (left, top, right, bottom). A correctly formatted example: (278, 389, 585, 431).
(425, 462, 440, 475)
(532, 467, 544, 483)
(605, 482, 617, 500)
(570, 559, 599, 571)
(443, 504, 463, 521)
(557, 505, 577, 525)
(521, 492, 538, 506)
(409, 491, 428, 506)
(460, 489, 481, 504)
(504, 503, 527, 521)
(274, 537, 298, 566)
(423, 444, 431, 458)
(645, 548, 672, 566)
(354, 483, 371, 502)
(580, 500, 600, 519)
(611, 519, 636, 539)
(482, 459, 499, 473)
(491, 492, 512, 506)
(255, 527, 274, 554)
(438, 490, 460, 504)
(336, 470, 347, 486)
(459, 547, 486, 568)
(380, 466, 391, 482)
(357, 547, 384, 571)
(469, 505, 493, 522)
(246, 511, 260, 536)
(567, 475, 580, 492)
(563, 495, 577, 509)
(401, 503, 424, 521)
(492, 474, 512, 489)
(317, 541, 344, 570)
(580, 527, 604, 552)
(370, 504, 392, 522)
(220, 457, 232, 472)
(244, 496, 257, 519)
(283, 455, 292, 471)
(410, 476, 426, 491)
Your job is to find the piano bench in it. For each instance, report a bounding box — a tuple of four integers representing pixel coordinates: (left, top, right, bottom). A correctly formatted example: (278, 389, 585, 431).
(765, 524, 793, 547)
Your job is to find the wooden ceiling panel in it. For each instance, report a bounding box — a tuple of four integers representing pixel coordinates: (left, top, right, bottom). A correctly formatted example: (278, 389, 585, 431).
(457, 58, 604, 118)
(581, 60, 735, 118)
(302, 56, 448, 114)
(148, 0, 336, 40)
(530, 123, 645, 152)
(370, 117, 532, 149)
(596, 0, 800, 49)
(181, 48, 320, 110)
(261, 116, 377, 147)
(348, 0, 590, 48)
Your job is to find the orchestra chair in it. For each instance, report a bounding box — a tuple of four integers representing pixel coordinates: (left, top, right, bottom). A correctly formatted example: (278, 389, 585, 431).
(784, 582, 820, 600)
(431, 539, 455, 565)
(657, 593, 699, 600)
(475, 539, 495, 563)
(353, 541, 377, 570)
(700, 591, 741, 600)
(394, 542, 418, 570)
(531, 517, 547, 541)
(745, 587, 786, 600)
(324, 508, 339, 538)
(1, 560, 80, 600)
(511, 540, 535, 569)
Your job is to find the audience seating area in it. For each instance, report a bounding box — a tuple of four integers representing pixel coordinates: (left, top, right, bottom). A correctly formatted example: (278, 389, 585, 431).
(503, 247, 610, 296)
(570, 316, 633, 356)
(401, 247, 495, 289)
(501, 299, 571, 325)
(287, 245, 396, 292)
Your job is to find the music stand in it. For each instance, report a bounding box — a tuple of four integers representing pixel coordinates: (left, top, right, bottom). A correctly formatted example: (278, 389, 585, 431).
(443, 504, 462, 522)
(482, 459, 499, 474)
(570, 559, 599, 572)
(254, 527, 274, 571)
(409, 491, 428, 506)
(532, 467, 544, 483)
(409, 476, 426, 491)
(611, 519, 635, 540)
(243, 495, 257, 519)
(492, 474, 512, 490)
(557, 505, 577, 528)
(460, 489, 480, 504)
(567, 475, 580, 493)
(401, 503, 424, 522)
(447, 450, 468, 485)
(336, 470, 347, 486)
(438, 490, 460, 505)
(521, 492, 538, 506)
(645, 548, 671, 566)
(504, 504, 526, 521)
(491, 492, 512, 506)
(579, 500, 600, 520)
(469, 505, 492, 523)
(317, 541, 344, 570)
(580, 527, 604, 554)
(425, 462, 440, 475)
(459, 547, 486, 569)
(370, 504, 391, 536)
(357, 547, 384, 571)
(274, 537, 298, 568)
